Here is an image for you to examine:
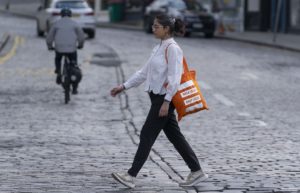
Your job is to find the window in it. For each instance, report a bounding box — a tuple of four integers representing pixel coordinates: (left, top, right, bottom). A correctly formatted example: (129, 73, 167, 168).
(55, 1, 89, 9)
(185, 0, 206, 11)
(151, 0, 168, 9)
(168, 0, 186, 10)
(290, 0, 300, 29)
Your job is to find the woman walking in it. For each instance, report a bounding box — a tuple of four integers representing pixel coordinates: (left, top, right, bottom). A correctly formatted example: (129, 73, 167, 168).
(110, 14, 208, 188)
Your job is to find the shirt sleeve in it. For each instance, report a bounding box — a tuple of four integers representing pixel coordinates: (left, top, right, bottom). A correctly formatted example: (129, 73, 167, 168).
(164, 44, 183, 101)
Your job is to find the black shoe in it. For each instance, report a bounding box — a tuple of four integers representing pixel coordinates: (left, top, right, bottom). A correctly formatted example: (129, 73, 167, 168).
(72, 84, 78, 95)
(56, 75, 62, 85)
(72, 90, 78, 95)
(72, 87, 78, 95)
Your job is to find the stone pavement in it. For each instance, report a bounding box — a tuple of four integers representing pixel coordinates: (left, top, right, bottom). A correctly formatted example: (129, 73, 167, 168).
(1, 27, 300, 192)
(1, 5, 300, 192)
(0, 38, 188, 192)
(94, 29, 300, 193)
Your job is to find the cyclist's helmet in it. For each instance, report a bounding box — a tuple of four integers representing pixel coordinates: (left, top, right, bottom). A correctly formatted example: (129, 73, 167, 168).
(60, 8, 72, 17)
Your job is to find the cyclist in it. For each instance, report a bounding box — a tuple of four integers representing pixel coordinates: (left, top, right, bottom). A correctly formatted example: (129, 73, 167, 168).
(46, 8, 85, 94)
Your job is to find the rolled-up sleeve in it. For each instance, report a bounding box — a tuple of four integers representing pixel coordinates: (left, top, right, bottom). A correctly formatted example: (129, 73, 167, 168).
(164, 44, 183, 101)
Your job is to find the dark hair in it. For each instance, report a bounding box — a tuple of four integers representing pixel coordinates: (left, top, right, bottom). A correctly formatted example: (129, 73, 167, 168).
(155, 14, 185, 36)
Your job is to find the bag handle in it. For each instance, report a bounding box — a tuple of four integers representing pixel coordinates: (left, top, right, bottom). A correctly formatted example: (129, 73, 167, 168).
(165, 43, 189, 73)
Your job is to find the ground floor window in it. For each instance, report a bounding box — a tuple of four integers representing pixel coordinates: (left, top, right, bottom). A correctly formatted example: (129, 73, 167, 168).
(290, 0, 300, 30)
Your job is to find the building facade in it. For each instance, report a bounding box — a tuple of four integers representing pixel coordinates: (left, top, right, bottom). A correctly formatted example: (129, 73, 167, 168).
(245, 0, 300, 34)
(90, 0, 300, 34)
(289, 0, 300, 33)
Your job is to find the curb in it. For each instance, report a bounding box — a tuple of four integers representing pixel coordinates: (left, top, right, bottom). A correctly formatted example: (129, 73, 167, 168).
(216, 35, 300, 53)
(98, 22, 300, 53)
(2, 8, 299, 53)
(0, 33, 10, 53)
(0, 9, 36, 20)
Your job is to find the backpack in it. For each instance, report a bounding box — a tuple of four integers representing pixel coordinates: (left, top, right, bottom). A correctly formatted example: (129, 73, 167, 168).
(70, 65, 82, 84)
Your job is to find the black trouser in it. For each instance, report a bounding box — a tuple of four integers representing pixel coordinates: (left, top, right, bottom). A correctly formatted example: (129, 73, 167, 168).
(128, 92, 201, 177)
(55, 51, 77, 73)
(55, 52, 78, 89)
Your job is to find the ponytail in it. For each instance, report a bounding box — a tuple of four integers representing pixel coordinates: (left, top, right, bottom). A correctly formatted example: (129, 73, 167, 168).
(174, 18, 185, 36)
(155, 14, 186, 36)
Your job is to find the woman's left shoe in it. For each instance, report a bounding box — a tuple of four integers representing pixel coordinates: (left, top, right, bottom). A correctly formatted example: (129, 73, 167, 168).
(179, 170, 208, 187)
(112, 172, 135, 188)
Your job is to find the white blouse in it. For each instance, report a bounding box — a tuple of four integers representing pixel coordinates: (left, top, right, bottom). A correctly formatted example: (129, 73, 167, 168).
(123, 38, 183, 102)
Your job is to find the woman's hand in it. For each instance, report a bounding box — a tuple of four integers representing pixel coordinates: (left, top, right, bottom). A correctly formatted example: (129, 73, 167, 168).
(159, 101, 170, 117)
(110, 84, 125, 97)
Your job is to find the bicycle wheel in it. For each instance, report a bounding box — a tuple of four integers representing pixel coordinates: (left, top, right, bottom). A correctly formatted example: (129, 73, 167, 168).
(64, 77, 70, 104)
(62, 56, 71, 104)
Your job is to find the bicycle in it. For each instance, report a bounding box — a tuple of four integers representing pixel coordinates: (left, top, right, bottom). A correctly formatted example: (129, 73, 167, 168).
(48, 47, 82, 104)
(61, 55, 72, 104)
(47, 50, 72, 104)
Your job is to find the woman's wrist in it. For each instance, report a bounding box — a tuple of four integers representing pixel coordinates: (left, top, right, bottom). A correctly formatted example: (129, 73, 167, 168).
(121, 84, 126, 90)
(164, 99, 170, 104)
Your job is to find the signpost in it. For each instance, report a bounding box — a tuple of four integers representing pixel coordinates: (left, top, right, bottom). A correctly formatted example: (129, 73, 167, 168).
(273, 0, 282, 43)
(6, 0, 10, 10)
(94, 0, 100, 16)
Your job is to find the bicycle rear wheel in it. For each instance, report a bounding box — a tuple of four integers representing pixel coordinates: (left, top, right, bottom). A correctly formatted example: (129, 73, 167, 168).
(64, 77, 70, 104)
(62, 56, 71, 104)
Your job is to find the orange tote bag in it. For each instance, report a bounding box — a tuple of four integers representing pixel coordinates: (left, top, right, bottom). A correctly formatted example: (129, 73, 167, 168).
(165, 45, 208, 121)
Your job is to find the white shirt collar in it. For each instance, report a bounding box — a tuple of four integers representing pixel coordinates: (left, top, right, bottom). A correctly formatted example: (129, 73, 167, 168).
(161, 38, 175, 46)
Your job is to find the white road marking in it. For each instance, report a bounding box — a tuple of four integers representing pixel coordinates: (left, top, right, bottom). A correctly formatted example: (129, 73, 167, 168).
(237, 112, 268, 127)
(240, 72, 259, 80)
(237, 112, 251, 117)
(253, 120, 268, 127)
(213, 93, 235, 107)
(82, 54, 92, 66)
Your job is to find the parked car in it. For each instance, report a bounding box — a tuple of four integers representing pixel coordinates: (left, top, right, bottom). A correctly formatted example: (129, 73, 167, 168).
(126, 0, 142, 8)
(36, 0, 96, 39)
(143, 0, 215, 38)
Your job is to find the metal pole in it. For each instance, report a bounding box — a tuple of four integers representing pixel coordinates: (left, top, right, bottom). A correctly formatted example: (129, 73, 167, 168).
(240, 0, 245, 32)
(6, 0, 10, 10)
(95, 0, 101, 16)
(273, 0, 283, 43)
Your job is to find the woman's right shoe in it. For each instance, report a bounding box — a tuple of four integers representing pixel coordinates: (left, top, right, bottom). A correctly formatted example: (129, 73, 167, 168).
(112, 172, 135, 188)
(179, 170, 208, 187)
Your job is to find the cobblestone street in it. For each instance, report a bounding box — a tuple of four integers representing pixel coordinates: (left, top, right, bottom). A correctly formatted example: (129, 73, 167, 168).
(0, 11, 300, 193)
